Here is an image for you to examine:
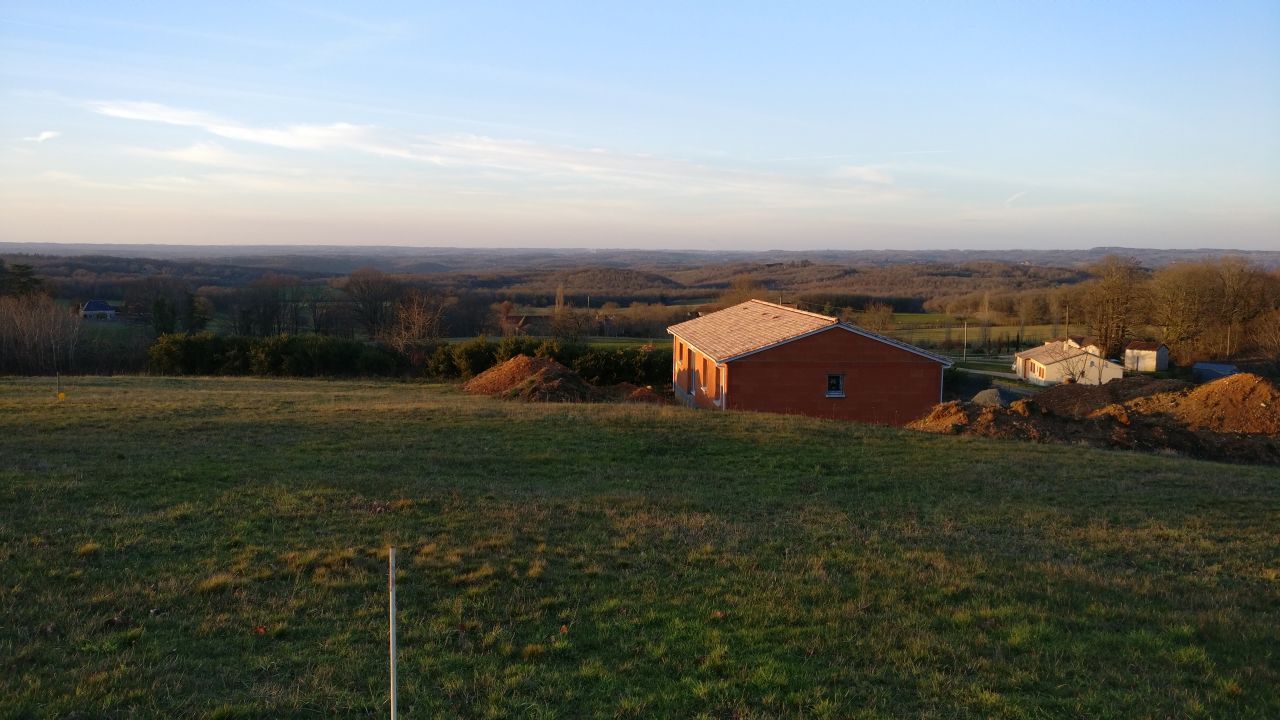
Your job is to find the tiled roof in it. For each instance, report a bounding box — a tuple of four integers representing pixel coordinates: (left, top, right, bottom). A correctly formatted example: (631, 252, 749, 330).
(1126, 340, 1165, 351)
(1017, 341, 1089, 365)
(668, 300, 837, 362)
(668, 299, 951, 365)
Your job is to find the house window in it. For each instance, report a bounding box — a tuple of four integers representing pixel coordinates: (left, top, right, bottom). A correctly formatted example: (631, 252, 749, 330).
(826, 374, 845, 398)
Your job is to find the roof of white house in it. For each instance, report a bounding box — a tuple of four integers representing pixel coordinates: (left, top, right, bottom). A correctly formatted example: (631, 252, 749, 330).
(1017, 341, 1115, 367)
(668, 299, 951, 365)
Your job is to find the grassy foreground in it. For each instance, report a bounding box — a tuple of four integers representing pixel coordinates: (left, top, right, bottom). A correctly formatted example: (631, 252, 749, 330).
(1, 377, 1277, 719)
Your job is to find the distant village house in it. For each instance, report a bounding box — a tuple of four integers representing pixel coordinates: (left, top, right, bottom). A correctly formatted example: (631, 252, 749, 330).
(1013, 337, 1124, 386)
(1124, 341, 1169, 372)
(667, 299, 952, 426)
(80, 300, 117, 320)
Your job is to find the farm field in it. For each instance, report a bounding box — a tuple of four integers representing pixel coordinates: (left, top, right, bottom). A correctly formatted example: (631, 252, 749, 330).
(2, 377, 1278, 718)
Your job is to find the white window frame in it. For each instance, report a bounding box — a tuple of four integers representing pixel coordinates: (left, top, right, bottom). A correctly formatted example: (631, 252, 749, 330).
(826, 373, 846, 398)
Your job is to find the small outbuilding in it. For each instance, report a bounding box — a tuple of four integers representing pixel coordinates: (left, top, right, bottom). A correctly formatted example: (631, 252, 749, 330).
(80, 300, 117, 320)
(1124, 341, 1169, 372)
(667, 299, 952, 425)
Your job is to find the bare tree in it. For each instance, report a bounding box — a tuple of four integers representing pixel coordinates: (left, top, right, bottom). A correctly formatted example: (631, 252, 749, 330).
(1075, 255, 1148, 357)
(1042, 343, 1091, 384)
(710, 275, 768, 310)
(1149, 262, 1216, 362)
(386, 289, 450, 353)
(342, 268, 402, 339)
(1216, 257, 1267, 358)
(493, 300, 527, 337)
(859, 302, 895, 333)
(0, 294, 81, 374)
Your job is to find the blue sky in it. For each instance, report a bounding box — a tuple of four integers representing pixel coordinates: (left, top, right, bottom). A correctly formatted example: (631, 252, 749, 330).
(2, 1, 1277, 249)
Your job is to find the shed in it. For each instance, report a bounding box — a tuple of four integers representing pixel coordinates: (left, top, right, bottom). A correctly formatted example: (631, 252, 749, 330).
(1124, 341, 1169, 372)
(667, 300, 951, 425)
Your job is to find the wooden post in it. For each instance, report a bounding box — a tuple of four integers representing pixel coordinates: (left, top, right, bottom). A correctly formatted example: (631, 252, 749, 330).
(389, 547, 398, 720)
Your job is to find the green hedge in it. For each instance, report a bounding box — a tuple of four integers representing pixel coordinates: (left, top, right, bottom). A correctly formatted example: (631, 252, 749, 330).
(149, 333, 398, 377)
(149, 333, 673, 385)
(423, 338, 671, 385)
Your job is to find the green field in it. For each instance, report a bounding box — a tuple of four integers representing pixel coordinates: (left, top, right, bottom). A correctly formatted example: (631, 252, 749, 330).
(2, 377, 1277, 718)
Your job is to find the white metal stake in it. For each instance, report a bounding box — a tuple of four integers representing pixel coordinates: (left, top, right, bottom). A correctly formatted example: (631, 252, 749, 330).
(389, 547, 398, 720)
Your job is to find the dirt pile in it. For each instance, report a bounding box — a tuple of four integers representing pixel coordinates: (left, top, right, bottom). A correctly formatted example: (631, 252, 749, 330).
(620, 384, 669, 404)
(910, 373, 1280, 465)
(1033, 376, 1191, 419)
(463, 355, 604, 403)
(1167, 373, 1280, 434)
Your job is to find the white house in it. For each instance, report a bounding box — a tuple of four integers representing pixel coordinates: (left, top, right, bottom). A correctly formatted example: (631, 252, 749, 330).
(1124, 341, 1169, 372)
(1013, 340, 1124, 386)
(1063, 335, 1106, 358)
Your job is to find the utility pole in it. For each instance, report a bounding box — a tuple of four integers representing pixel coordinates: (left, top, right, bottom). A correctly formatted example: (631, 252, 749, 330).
(963, 321, 968, 363)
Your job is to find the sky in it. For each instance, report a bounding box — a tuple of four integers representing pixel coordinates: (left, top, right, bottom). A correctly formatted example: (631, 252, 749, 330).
(1, 1, 1278, 250)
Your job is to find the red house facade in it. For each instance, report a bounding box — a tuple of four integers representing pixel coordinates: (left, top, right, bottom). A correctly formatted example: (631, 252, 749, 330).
(668, 300, 951, 426)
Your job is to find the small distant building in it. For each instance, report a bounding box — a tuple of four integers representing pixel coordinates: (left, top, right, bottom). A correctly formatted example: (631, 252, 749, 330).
(80, 300, 116, 320)
(1192, 362, 1238, 382)
(1124, 341, 1169, 372)
(667, 299, 952, 425)
(1014, 340, 1124, 386)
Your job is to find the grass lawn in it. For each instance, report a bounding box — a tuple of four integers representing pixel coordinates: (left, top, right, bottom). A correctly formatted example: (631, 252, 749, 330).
(2, 377, 1277, 719)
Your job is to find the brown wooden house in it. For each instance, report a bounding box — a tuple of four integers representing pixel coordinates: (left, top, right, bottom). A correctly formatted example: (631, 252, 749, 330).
(668, 300, 952, 425)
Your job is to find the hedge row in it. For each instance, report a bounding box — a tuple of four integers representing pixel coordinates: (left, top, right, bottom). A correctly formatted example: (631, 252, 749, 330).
(148, 333, 674, 386)
(148, 333, 399, 377)
(414, 336, 672, 385)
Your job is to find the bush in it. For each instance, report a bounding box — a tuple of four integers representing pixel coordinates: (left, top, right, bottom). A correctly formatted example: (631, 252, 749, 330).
(571, 349, 626, 385)
(149, 332, 228, 375)
(495, 335, 541, 362)
(425, 343, 459, 379)
(571, 346, 673, 386)
(451, 337, 498, 378)
(149, 333, 397, 377)
(535, 339, 587, 367)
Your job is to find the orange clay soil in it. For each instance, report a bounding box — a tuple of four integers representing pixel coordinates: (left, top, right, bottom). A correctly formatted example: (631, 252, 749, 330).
(910, 374, 1280, 465)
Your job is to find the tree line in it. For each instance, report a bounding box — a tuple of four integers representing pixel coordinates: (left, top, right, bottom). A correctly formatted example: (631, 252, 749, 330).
(932, 256, 1280, 363)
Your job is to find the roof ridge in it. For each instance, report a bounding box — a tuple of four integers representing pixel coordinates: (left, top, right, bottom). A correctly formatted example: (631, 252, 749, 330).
(744, 298, 837, 323)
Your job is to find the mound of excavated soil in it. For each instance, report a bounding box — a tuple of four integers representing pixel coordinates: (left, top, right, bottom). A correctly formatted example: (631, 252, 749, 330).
(623, 385, 669, 404)
(910, 373, 1280, 465)
(463, 355, 603, 403)
(1169, 373, 1280, 435)
(1034, 376, 1192, 419)
(463, 355, 562, 395)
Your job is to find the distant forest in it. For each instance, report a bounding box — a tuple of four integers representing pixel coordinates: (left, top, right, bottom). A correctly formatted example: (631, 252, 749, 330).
(2, 245, 1278, 376)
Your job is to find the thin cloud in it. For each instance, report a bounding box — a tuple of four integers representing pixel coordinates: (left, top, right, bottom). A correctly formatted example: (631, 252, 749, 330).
(91, 100, 377, 151)
(1004, 190, 1029, 206)
(88, 99, 911, 207)
(23, 131, 61, 143)
(832, 165, 893, 184)
(129, 142, 271, 171)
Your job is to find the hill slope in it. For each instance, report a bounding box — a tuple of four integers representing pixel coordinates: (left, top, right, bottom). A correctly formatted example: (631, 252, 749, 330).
(1, 377, 1277, 718)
